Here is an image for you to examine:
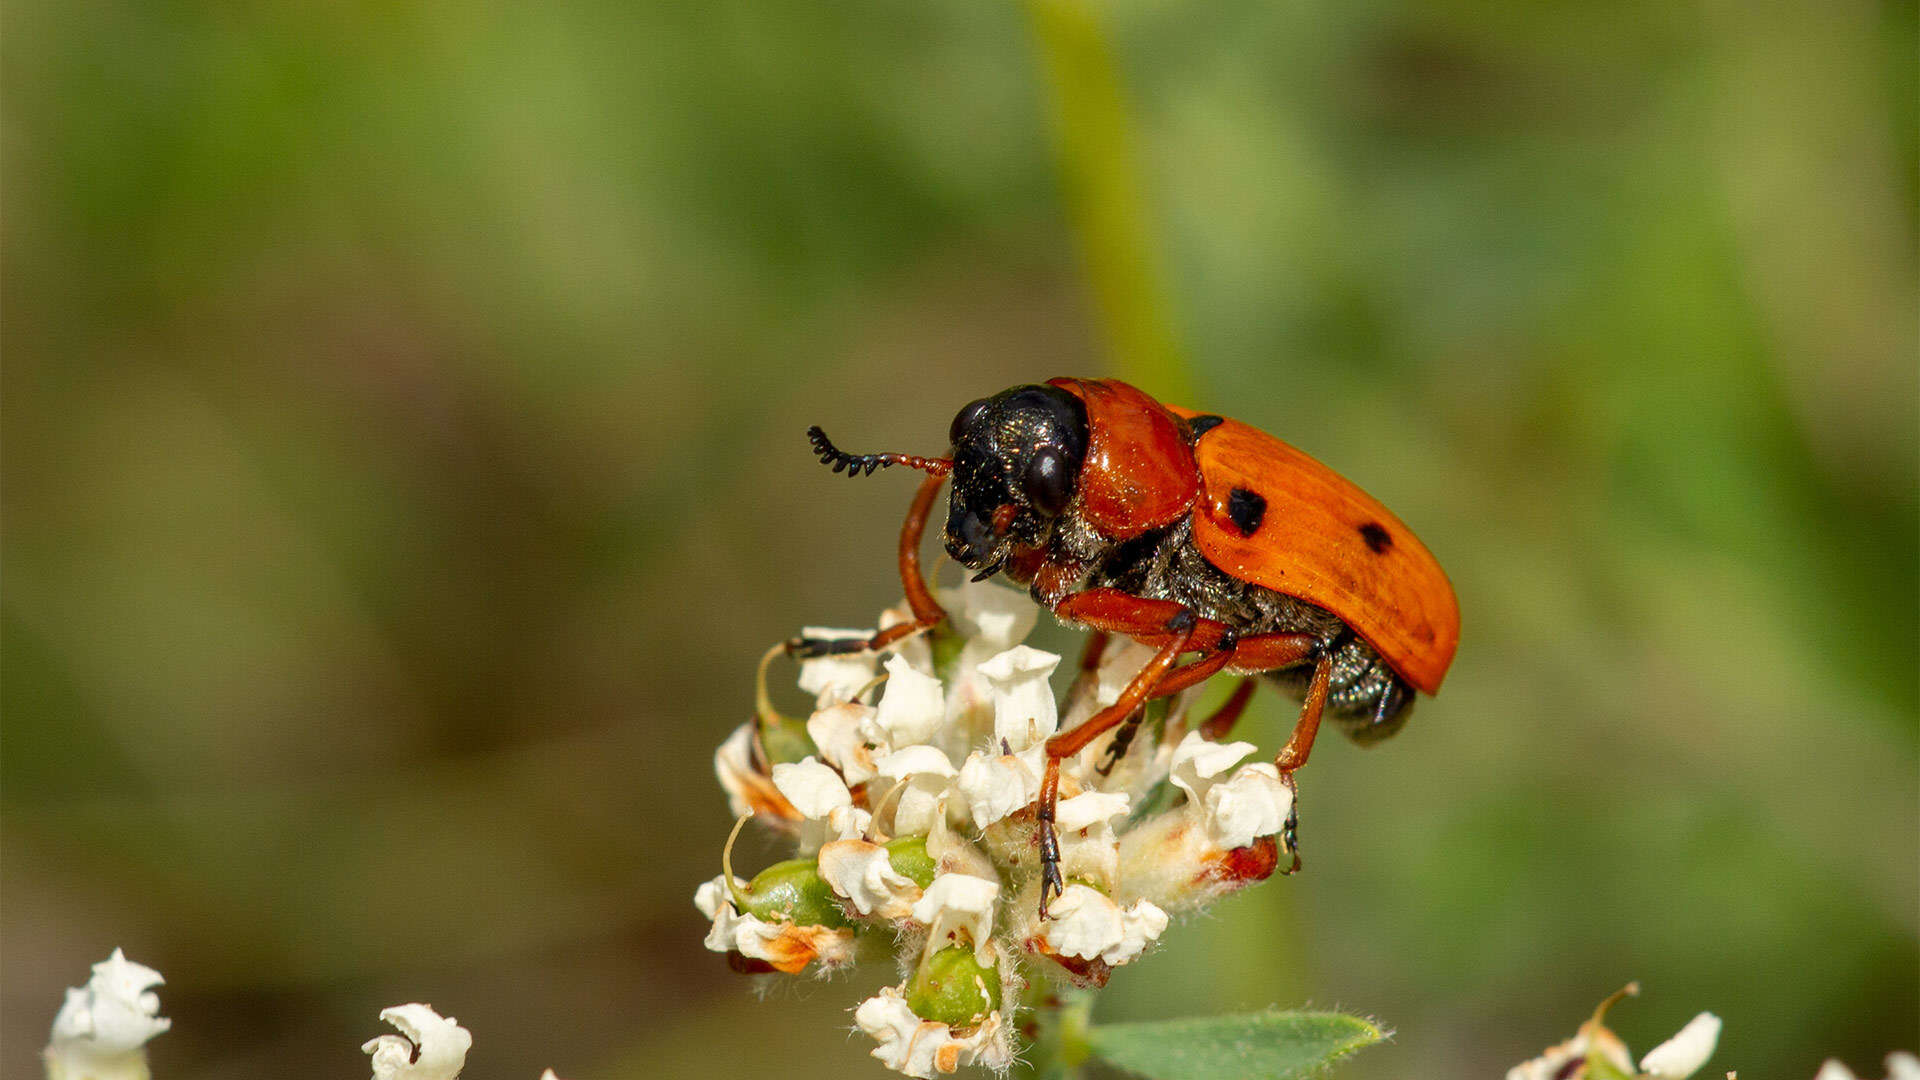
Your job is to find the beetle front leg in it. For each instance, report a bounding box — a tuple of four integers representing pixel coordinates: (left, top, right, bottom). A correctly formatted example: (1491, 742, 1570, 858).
(1036, 608, 1197, 917)
(787, 471, 950, 658)
(1051, 588, 1233, 651)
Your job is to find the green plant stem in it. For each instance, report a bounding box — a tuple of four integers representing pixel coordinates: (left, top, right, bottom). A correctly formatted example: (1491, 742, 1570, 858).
(1024, 0, 1193, 402)
(1017, 984, 1096, 1080)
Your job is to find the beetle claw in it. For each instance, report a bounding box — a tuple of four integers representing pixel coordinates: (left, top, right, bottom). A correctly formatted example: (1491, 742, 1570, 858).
(1037, 842, 1064, 920)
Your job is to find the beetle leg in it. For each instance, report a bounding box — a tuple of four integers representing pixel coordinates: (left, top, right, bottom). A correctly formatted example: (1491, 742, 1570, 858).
(1097, 627, 1316, 769)
(787, 471, 950, 658)
(1145, 646, 1236, 699)
(1051, 588, 1233, 651)
(1037, 610, 1197, 917)
(1273, 648, 1335, 774)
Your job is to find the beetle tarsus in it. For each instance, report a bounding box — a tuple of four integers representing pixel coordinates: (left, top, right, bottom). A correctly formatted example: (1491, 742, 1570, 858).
(1037, 822, 1064, 919)
(1093, 705, 1147, 777)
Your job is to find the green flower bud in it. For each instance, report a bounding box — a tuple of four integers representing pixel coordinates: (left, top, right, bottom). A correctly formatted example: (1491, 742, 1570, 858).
(884, 835, 938, 888)
(743, 859, 854, 929)
(755, 713, 817, 766)
(906, 945, 1000, 1028)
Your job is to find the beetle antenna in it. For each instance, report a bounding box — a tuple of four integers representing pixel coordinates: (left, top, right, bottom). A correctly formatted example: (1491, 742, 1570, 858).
(807, 426, 951, 478)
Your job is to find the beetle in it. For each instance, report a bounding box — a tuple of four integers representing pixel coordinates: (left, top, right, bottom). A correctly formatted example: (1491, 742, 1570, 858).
(789, 377, 1460, 916)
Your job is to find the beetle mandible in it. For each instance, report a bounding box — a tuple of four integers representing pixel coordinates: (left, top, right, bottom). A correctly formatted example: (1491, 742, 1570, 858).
(789, 377, 1460, 917)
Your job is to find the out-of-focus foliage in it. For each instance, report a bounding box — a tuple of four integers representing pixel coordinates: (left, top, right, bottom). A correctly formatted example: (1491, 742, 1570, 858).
(3, 0, 1913, 1078)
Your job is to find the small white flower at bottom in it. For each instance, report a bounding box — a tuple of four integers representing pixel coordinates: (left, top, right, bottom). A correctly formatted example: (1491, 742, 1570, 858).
(1639, 1012, 1721, 1078)
(44, 950, 170, 1080)
(363, 1004, 472, 1080)
(1035, 885, 1169, 966)
(854, 987, 1013, 1079)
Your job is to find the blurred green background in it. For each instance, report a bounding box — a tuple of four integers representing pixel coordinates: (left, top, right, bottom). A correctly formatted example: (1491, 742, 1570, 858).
(4, 0, 1915, 1077)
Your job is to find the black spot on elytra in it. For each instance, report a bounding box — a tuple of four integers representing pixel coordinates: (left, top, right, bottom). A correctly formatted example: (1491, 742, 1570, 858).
(1227, 487, 1267, 536)
(1359, 521, 1393, 553)
(1186, 414, 1225, 441)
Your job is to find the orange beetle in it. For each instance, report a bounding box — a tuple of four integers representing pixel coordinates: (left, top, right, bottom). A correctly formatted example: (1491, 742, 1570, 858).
(793, 377, 1460, 915)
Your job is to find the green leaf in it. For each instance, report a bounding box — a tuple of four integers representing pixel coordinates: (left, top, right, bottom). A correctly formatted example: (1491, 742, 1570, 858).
(1087, 1011, 1384, 1080)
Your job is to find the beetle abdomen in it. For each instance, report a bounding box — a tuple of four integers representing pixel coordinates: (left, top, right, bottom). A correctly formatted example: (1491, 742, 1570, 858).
(1265, 635, 1415, 746)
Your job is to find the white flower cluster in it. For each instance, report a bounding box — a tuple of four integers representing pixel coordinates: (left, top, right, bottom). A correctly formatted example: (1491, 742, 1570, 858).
(698, 581, 1298, 1077)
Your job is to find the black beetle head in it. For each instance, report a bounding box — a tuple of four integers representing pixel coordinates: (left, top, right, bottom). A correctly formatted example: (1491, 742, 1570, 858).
(943, 384, 1090, 578)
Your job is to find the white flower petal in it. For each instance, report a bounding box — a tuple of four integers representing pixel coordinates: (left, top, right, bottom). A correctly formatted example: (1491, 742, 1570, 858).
(1201, 764, 1292, 850)
(872, 746, 959, 836)
(1890, 1053, 1920, 1080)
(818, 839, 920, 918)
(772, 758, 852, 819)
(955, 751, 1040, 829)
(911, 874, 999, 963)
(1640, 1012, 1721, 1078)
(871, 656, 946, 748)
(808, 702, 878, 785)
(947, 579, 1036, 652)
(977, 646, 1061, 751)
(1056, 790, 1130, 832)
(713, 723, 799, 823)
(855, 987, 1012, 1078)
(363, 1004, 471, 1080)
(1169, 731, 1258, 799)
(875, 744, 958, 781)
(693, 875, 748, 920)
(795, 627, 879, 706)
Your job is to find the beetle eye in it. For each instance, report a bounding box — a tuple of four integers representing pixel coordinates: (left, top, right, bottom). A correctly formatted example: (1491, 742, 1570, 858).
(949, 398, 990, 445)
(1023, 446, 1073, 517)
